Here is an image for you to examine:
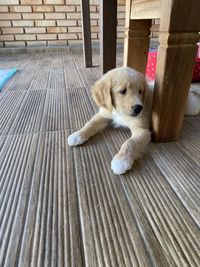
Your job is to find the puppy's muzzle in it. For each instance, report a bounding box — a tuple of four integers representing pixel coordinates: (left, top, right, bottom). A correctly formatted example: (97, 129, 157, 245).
(132, 104, 143, 116)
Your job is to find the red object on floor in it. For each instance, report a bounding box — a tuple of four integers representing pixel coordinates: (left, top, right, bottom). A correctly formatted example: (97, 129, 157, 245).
(145, 51, 157, 81)
(145, 45, 200, 82)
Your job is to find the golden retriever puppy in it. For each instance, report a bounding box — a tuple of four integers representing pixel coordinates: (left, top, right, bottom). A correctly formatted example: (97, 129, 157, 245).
(68, 67, 200, 175)
(68, 67, 151, 175)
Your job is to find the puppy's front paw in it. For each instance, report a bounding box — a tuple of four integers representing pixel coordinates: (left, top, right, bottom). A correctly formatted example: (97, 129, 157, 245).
(68, 131, 87, 146)
(111, 153, 133, 175)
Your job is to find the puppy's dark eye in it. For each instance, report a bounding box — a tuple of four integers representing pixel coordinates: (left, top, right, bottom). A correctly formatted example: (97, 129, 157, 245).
(119, 88, 127, 95)
(139, 89, 142, 95)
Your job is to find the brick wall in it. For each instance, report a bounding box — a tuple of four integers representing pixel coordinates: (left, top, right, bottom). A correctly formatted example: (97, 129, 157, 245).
(0, 0, 126, 48)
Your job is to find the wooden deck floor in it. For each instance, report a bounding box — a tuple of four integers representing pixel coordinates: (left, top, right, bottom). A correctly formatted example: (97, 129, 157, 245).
(0, 48, 200, 267)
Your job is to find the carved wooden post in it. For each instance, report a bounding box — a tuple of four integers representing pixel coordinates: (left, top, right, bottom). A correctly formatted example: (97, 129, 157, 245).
(124, 0, 151, 74)
(152, 0, 200, 141)
(124, 19, 151, 74)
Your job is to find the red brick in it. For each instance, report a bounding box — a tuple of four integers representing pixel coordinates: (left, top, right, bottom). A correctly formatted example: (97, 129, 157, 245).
(0, 35, 14, 41)
(4, 41, 26, 47)
(117, 12, 125, 19)
(25, 27, 46, 34)
(67, 13, 81, 20)
(118, 0, 125, 4)
(117, 26, 124, 32)
(9, 6, 32, 12)
(91, 33, 98, 39)
(0, 6, 9, 12)
(118, 6, 125, 12)
(90, 0, 99, 4)
(90, 13, 99, 19)
(118, 19, 125, 26)
(44, 0, 64, 3)
(12, 20, 34, 27)
(0, 21, 11, 27)
(48, 40, 67, 46)
(117, 32, 124, 38)
(64, 0, 79, 4)
(45, 13, 65, 19)
(58, 33, 77, 40)
(37, 34, 57, 40)
(0, 13, 21, 20)
(22, 13, 44, 20)
(15, 34, 36, 40)
(26, 41, 47, 46)
(20, 0, 42, 4)
(2, 27, 23, 34)
(68, 26, 82, 33)
(35, 20, 55, 27)
(55, 5, 75, 12)
(57, 20, 76, 26)
(0, 0, 19, 4)
(32, 5, 54, 12)
(47, 27, 67, 33)
(68, 40, 82, 45)
(91, 26, 99, 32)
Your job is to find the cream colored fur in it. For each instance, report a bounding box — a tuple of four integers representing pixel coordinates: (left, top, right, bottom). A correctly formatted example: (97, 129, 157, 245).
(68, 67, 200, 175)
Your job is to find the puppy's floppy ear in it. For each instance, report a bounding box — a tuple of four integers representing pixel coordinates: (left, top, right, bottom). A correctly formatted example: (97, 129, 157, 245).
(91, 77, 113, 111)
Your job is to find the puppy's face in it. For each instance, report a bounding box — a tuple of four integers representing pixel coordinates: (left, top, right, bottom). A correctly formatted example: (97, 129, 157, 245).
(92, 67, 147, 117)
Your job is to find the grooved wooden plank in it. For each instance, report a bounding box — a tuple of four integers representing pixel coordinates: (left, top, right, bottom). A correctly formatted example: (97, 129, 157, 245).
(0, 132, 83, 267)
(71, 48, 100, 87)
(122, 158, 200, 266)
(0, 91, 27, 135)
(67, 89, 96, 129)
(8, 90, 47, 135)
(0, 54, 28, 69)
(47, 54, 66, 89)
(40, 88, 70, 131)
(73, 135, 153, 267)
(29, 59, 52, 90)
(102, 126, 200, 266)
(8, 56, 44, 91)
(63, 57, 84, 88)
(0, 51, 200, 267)
(70, 47, 85, 69)
(150, 142, 200, 226)
(0, 134, 37, 267)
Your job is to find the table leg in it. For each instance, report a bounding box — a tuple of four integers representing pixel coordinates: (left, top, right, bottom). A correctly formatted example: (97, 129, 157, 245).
(152, 0, 200, 141)
(124, 19, 151, 74)
(100, 0, 117, 74)
(80, 0, 92, 67)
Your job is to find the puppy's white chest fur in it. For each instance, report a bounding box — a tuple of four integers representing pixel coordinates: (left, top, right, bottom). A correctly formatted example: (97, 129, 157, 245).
(112, 110, 130, 128)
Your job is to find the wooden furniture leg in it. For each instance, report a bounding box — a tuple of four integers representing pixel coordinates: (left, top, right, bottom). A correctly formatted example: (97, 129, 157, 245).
(80, 0, 92, 67)
(100, 0, 117, 74)
(124, 19, 151, 74)
(152, 0, 200, 141)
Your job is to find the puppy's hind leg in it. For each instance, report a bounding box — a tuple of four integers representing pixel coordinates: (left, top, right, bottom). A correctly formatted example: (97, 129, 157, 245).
(68, 112, 110, 146)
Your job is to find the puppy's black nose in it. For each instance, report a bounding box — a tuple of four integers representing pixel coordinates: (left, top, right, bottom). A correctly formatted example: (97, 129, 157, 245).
(132, 104, 143, 115)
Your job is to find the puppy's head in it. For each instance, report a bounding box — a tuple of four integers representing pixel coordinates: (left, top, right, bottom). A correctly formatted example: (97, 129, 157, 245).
(91, 67, 147, 116)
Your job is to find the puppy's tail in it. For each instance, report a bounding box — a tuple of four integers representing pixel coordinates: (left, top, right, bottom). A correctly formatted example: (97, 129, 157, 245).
(186, 86, 200, 116)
